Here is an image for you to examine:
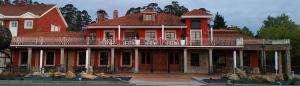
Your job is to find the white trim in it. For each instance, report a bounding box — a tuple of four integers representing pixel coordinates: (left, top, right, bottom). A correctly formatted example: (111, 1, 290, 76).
(44, 50, 56, 66)
(145, 30, 157, 40)
(54, 6, 69, 28)
(20, 12, 39, 18)
(98, 51, 110, 67)
(103, 30, 115, 41)
(86, 26, 187, 29)
(181, 15, 212, 18)
(0, 21, 3, 26)
(24, 20, 33, 29)
(77, 51, 86, 66)
(40, 6, 56, 17)
(118, 25, 121, 40)
(162, 25, 164, 40)
(0, 14, 4, 18)
(121, 51, 132, 67)
(165, 30, 177, 40)
(190, 30, 203, 45)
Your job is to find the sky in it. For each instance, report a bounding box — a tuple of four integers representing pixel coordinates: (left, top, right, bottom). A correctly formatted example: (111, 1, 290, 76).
(36, 0, 300, 34)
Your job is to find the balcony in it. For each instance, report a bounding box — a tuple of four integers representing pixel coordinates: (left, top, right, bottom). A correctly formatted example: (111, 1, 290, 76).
(10, 37, 289, 47)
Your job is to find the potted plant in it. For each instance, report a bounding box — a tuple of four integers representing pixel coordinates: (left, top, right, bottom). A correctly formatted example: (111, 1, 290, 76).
(135, 32, 140, 45)
(180, 32, 186, 46)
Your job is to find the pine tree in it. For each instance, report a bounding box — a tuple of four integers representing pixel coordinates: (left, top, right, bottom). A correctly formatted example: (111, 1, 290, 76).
(213, 12, 227, 29)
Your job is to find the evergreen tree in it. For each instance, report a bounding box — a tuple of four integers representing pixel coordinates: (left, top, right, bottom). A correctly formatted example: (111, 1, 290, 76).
(164, 1, 188, 16)
(213, 12, 227, 29)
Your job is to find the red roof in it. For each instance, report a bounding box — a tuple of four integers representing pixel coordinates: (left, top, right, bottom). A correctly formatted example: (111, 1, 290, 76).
(89, 13, 185, 26)
(183, 9, 212, 16)
(0, 4, 55, 16)
(212, 29, 256, 40)
(17, 32, 84, 37)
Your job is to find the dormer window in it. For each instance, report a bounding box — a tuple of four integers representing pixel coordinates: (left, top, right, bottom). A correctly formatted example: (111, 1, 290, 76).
(191, 19, 201, 29)
(143, 14, 155, 21)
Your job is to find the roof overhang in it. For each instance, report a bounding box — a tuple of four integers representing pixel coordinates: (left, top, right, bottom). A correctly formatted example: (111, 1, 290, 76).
(181, 15, 212, 19)
(0, 12, 39, 18)
(86, 25, 187, 29)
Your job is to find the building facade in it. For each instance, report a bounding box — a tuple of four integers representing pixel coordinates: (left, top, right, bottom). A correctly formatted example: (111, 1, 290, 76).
(1, 4, 291, 74)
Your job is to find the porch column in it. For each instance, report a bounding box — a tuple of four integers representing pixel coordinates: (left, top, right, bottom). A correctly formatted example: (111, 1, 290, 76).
(209, 49, 213, 74)
(162, 25, 164, 40)
(111, 48, 115, 72)
(183, 48, 187, 73)
(261, 49, 266, 74)
(27, 48, 32, 66)
(118, 25, 121, 41)
(60, 48, 64, 71)
(286, 49, 291, 74)
(275, 50, 278, 75)
(239, 50, 243, 68)
(233, 50, 237, 74)
(85, 48, 91, 72)
(278, 50, 282, 74)
(39, 49, 43, 73)
(134, 48, 139, 73)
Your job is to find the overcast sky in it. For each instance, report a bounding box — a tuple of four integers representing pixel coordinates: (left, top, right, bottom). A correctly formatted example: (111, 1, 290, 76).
(36, 0, 300, 34)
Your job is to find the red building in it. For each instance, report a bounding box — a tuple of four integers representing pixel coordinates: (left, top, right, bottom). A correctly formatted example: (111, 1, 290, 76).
(1, 4, 291, 74)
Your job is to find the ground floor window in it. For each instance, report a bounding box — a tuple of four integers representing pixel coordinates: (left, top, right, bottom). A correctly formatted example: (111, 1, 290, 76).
(190, 53, 200, 66)
(45, 51, 55, 66)
(20, 51, 28, 65)
(100, 52, 109, 66)
(168, 52, 179, 64)
(78, 51, 86, 66)
(141, 52, 151, 64)
(122, 52, 131, 66)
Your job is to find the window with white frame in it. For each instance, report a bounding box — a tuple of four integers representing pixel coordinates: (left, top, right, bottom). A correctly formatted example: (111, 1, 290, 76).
(104, 31, 114, 40)
(24, 20, 33, 29)
(0, 21, 3, 26)
(144, 14, 153, 21)
(10, 21, 18, 28)
(51, 24, 60, 32)
(146, 31, 156, 40)
(190, 31, 201, 45)
(165, 31, 176, 41)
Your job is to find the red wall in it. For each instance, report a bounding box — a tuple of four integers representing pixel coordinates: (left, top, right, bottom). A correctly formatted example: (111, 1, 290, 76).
(249, 51, 259, 68)
(201, 18, 209, 44)
(12, 49, 19, 66)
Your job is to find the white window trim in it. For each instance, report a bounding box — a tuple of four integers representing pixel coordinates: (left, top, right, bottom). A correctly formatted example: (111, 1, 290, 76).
(0, 21, 3, 26)
(145, 30, 157, 40)
(19, 50, 28, 66)
(44, 51, 56, 66)
(165, 30, 177, 41)
(51, 24, 60, 32)
(190, 30, 203, 45)
(123, 30, 135, 40)
(24, 20, 33, 29)
(98, 51, 110, 67)
(77, 51, 86, 66)
(121, 51, 132, 67)
(103, 30, 115, 40)
(10, 21, 18, 28)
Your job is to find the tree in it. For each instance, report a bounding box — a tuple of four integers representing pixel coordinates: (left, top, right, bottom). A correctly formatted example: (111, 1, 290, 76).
(96, 9, 108, 22)
(229, 26, 254, 36)
(125, 3, 162, 15)
(163, 1, 188, 17)
(0, 0, 4, 5)
(125, 7, 142, 15)
(4, 0, 11, 5)
(213, 12, 227, 29)
(257, 14, 300, 66)
(0, 25, 12, 50)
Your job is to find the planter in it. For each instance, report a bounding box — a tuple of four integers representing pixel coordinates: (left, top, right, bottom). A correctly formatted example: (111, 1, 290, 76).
(135, 40, 140, 45)
(180, 40, 186, 46)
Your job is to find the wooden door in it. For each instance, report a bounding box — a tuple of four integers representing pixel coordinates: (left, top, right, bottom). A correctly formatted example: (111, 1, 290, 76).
(139, 52, 152, 72)
(168, 52, 181, 73)
(153, 51, 168, 73)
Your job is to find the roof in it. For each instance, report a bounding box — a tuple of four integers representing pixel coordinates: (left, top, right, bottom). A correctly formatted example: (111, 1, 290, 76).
(212, 29, 256, 40)
(0, 4, 55, 16)
(17, 32, 84, 37)
(89, 13, 185, 26)
(183, 9, 212, 16)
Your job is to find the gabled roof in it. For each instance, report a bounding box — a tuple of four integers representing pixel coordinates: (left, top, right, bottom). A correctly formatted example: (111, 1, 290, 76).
(182, 9, 212, 18)
(0, 4, 55, 16)
(89, 13, 185, 26)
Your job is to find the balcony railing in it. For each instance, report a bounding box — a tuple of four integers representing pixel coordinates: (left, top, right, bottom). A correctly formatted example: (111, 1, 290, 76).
(10, 37, 288, 47)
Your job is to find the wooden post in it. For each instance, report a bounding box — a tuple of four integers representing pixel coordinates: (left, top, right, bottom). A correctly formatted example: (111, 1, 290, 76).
(278, 50, 282, 74)
(183, 48, 187, 73)
(27, 48, 32, 67)
(239, 50, 243, 68)
(60, 48, 64, 72)
(111, 48, 115, 72)
(134, 48, 139, 73)
(209, 49, 213, 74)
(286, 49, 291, 74)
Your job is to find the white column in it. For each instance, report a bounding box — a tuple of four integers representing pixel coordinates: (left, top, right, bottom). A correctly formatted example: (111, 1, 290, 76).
(111, 48, 115, 72)
(85, 48, 91, 72)
(27, 48, 32, 66)
(209, 49, 213, 74)
(239, 50, 243, 68)
(60, 48, 64, 69)
(162, 25, 164, 40)
(210, 27, 213, 43)
(275, 50, 278, 75)
(233, 50, 237, 74)
(183, 48, 187, 73)
(39, 49, 43, 73)
(134, 48, 139, 73)
(118, 25, 121, 41)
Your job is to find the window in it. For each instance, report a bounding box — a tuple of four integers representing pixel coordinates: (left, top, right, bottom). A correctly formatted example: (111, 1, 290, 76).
(190, 53, 200, 66)
(78, 51, 86, 66)
(104, 31, 114, 40)
(124, 32, 136, 40)
(24, 20, 33, 29)
(122, 52, 131, 66)
(89, 32, 96, 44)
(99, 52, 109, 66)
(190, 31, 201, 45)
(168, 52, 179, 64)
(20, 51, 28, 65)
(10, 21, 18, 28)
(144, 14, 153, 21)
(191, 19, 201, 29)
(0, 21, 3, 26)
(165, 31, 176, 41)
(45, 51, 55, 66)
(51, 24, 60, 32)
(141, 52, 151, 64)
(146, 31, 156, 40)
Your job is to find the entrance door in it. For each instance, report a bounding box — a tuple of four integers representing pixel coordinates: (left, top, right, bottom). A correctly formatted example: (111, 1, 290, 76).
(140, 51, 152, 72)
(168, 52, 181, 73)
(9, 21, 18, 37)
(190, 30, 201, 45)
(152, 51, 168, 73)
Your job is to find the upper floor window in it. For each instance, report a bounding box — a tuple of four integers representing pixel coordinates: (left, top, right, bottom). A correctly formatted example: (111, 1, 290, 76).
(165, 31, 176, 41)
(51, 24, 60, 32)
(24, 20, 33, 29)
(0, 21, 3, 26)
(104, 31, 114, 40)
(143, 14, 154, 21)
(146, 31, 156, 40)
(10, 21, 18, 28)
(191, 19, 201, 29)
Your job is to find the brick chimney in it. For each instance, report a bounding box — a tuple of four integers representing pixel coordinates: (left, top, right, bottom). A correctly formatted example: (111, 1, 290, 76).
(113, 10, 118, 19)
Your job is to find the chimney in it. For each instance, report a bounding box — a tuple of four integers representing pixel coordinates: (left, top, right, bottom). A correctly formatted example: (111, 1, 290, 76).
(113, 10, 118, 19)
(96, 11, 105, 23)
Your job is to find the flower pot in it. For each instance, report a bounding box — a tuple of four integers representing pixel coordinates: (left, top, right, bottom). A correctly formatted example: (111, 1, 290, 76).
(135, 40, 140, 45)
(180, 40, 186, 46)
